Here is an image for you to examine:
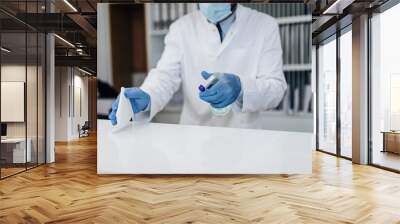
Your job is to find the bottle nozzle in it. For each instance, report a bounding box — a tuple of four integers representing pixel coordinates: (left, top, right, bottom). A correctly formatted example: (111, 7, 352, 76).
(198, 85, 206, 92)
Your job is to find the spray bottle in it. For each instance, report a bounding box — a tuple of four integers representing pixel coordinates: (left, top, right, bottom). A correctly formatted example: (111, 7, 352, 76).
(198, 72, 232, 116)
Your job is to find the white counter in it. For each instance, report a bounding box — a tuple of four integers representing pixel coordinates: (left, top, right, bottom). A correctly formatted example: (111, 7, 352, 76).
(97, 119, 312, 174)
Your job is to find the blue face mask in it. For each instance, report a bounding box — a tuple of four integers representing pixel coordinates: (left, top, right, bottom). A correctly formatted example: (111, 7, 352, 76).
(199, 3, 232, 24)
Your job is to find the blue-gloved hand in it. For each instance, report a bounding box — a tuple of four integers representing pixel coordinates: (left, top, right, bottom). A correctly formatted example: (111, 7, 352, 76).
(108, 87, 150, 125)
(199, 71, 241, 108)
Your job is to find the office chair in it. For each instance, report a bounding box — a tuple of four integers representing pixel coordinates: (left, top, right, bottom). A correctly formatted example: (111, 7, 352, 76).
(79, 121, 90, 138)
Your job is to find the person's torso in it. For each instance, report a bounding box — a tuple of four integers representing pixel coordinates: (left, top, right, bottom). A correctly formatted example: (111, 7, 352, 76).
(176, 5, 276, 129)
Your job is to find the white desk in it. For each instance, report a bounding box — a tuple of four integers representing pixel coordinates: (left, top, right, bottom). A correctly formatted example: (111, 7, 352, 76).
(1, 138, 31, 163)
(97, 119, 312, 174)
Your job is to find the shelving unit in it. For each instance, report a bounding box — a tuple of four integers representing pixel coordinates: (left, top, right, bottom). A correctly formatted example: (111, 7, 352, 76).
(143, 3, 313, 131)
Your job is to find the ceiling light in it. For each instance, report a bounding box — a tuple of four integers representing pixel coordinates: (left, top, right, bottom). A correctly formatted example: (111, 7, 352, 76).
(63, 0, 78, 12)
(54, 34, 75, 48)
(1, 47, 11, 53)
(323, 0, 341, 14)
(78, 67, 93, 76)
(323, 0, 354, 15)
(76, 48, 85, 55)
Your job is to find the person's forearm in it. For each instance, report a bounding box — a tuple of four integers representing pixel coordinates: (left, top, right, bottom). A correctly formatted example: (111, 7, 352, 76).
(238, 75, 287, 112)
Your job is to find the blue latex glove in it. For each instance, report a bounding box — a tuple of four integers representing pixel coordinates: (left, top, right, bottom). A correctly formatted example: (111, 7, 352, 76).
(108, 87, 150, 125)
(199, 71, 241, 108)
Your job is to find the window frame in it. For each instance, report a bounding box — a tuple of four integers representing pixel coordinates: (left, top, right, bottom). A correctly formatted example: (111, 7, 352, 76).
(315, 22, 353, 160)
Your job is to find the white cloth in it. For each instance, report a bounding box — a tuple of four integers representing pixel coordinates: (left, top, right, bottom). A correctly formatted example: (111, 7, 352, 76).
(113, 87, 134, 132)
(139, 4, 287, 129)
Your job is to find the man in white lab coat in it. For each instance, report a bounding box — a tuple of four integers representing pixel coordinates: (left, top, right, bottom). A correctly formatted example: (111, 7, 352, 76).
(109, 3, 287, 129)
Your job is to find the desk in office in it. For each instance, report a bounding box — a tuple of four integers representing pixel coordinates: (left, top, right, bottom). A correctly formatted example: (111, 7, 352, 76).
(97, 119, 312, 174)
(1, 138, 32, 164)
(381, 131, 400, 154)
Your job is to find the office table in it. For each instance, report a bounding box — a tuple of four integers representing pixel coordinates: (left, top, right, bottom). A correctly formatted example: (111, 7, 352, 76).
(382, 131, 400, 154)
(1, 138, 32, 164)
(97, 119, 312, 174)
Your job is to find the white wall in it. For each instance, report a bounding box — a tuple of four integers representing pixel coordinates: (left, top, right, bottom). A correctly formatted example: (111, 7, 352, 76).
(1, 63, 47, 163)
(1, 65, 38, 137)
(55, 67, 89, 141)
(71, 74, 89, 138)
(1, 65, 26, 135)
(55, 67, 68, 141)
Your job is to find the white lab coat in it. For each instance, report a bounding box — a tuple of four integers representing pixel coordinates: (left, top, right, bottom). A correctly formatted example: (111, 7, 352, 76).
(138, 4, 287, 129)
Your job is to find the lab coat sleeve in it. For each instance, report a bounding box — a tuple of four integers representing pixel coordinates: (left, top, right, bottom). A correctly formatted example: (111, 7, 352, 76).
(237, 20, 287, 113)
(137, 22, 183, 122)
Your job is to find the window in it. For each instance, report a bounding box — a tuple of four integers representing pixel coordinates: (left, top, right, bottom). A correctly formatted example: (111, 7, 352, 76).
(370, 3, 400, 171)
(339, 28, 352, 158)
(317, 37, 337, 154)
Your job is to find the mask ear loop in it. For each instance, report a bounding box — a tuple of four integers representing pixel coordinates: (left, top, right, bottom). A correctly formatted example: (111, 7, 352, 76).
(216, 3, 238, 24)
(231, 3, 238, 13)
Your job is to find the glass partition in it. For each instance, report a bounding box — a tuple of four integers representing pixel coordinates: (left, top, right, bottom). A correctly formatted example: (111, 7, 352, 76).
(339, 28, 352, 158)
(1, 31, 28, 177)
(0, 1, 46, 179)
(317, 36, 337, 154)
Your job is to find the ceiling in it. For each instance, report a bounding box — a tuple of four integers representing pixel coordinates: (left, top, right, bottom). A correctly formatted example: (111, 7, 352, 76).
(311, 0, 391, 44)
(0, 0, 100, 73)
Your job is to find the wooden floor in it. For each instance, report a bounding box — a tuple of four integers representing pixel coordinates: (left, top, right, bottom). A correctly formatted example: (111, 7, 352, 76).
(372, 150, 400, 171)
(1, 167, 26, 178)
(1, 135, 400, 224)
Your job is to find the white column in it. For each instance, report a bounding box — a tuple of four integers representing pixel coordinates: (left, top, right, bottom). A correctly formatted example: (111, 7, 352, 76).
(46, 32, 55, 163)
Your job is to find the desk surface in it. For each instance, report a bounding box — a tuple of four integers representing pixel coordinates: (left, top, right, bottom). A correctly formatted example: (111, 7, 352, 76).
(1, 138, 27, 143)
(381, 131, 400, 134)
(97, 120, 312, 174)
